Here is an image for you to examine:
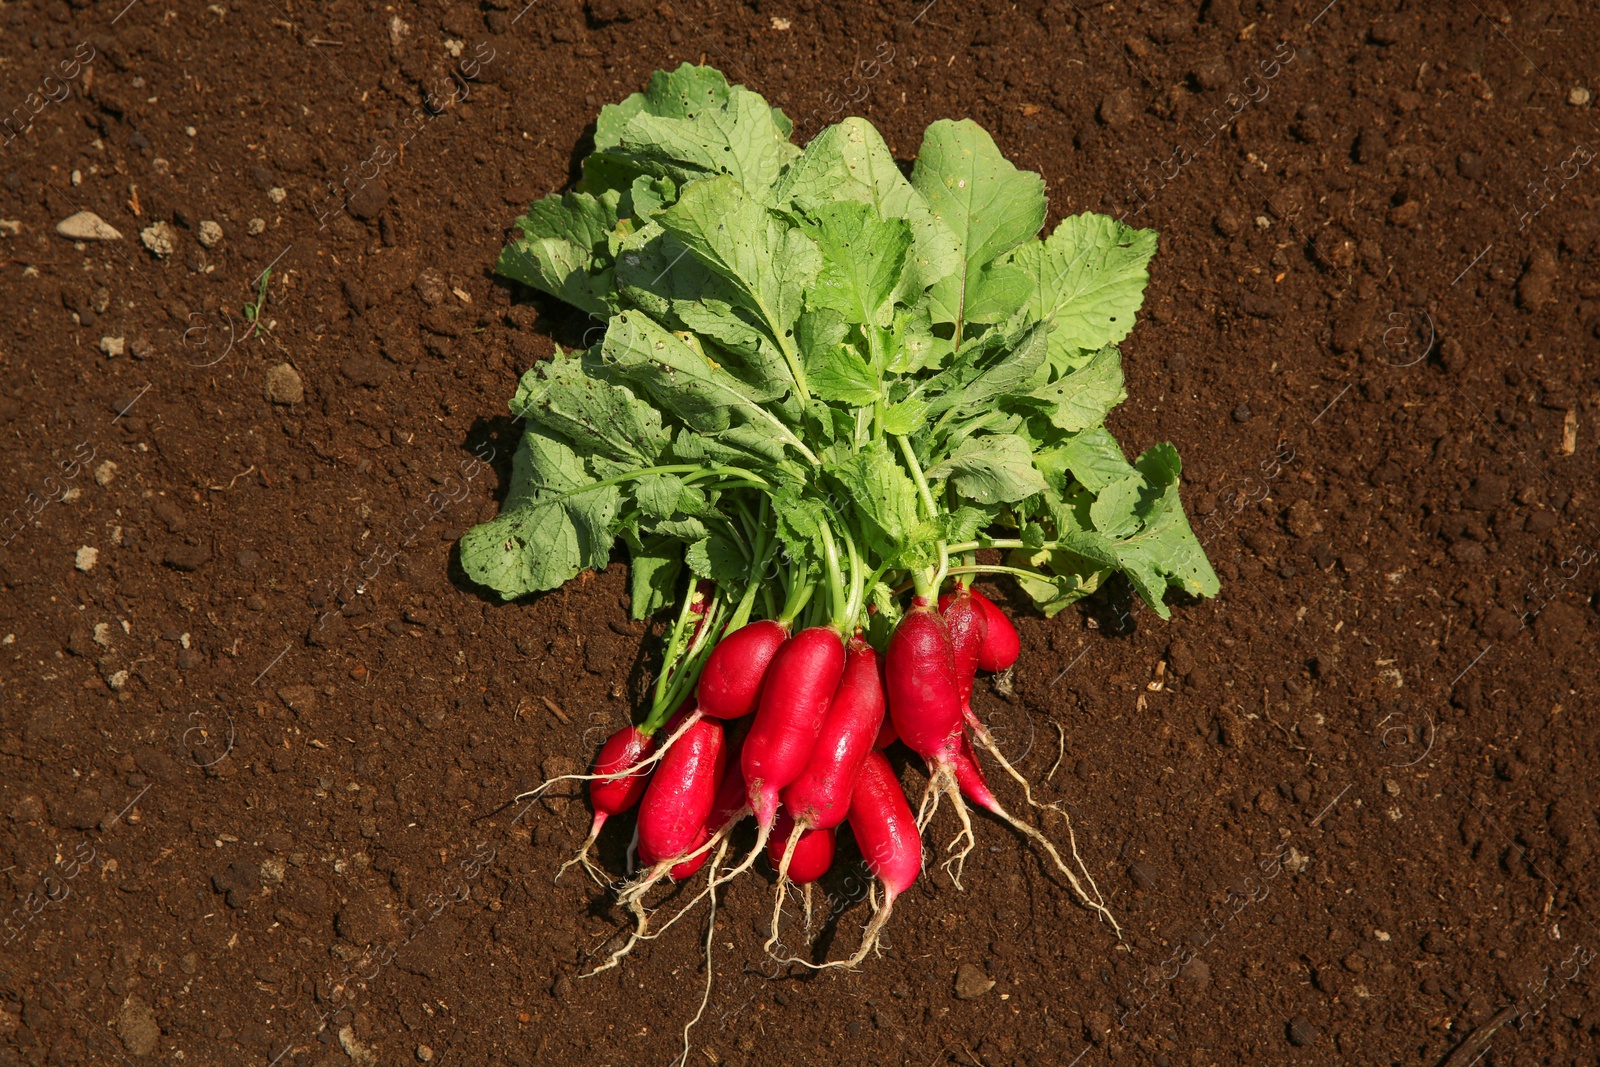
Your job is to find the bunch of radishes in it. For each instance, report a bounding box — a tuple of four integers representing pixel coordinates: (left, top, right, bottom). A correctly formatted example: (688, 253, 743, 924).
(558, 582, 1112, 971)
(471, 64, 1216, 995)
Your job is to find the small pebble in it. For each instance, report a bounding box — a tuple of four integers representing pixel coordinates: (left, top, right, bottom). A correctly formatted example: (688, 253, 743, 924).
(1231, 403, 1252, 423)
(186, 125, 198, 136)
(1570, 86, 1591, 106)
(198, 220, 223, 248)
(75, 546, 98, 572)
(94, 461, 119, 486)
(416, 1046, 434, 1063)
(264, 363, 304, 405)
(267, 186, 287, 204)
(56, 211, 122, 241)
(100, 336, 125, 358)
(248, 217, 267, 235)
(1128, 861, 1157, 889)
(140, 220, 179, 256)
(1254, 215, 1272, 230)
(953, 962, 995, 1000)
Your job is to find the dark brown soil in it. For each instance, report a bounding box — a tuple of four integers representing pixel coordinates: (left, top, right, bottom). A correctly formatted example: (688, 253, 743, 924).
(3, 2, 1599, 1065)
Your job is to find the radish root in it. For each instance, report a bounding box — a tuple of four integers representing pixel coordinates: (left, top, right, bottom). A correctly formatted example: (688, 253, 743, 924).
(769, 888, 897, 971)
(672, 839, 727, 1067)
(554, 813, 609, 886)
(980, 792, 1120, 938)
(916, 761, 976, 889)
(967, 721, 1042, 810)
(763, 827, 804, 957)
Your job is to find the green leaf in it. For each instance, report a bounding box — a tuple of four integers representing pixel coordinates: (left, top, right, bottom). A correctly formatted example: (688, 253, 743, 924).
(1088, 472, 1144, 539)
(1022, 345, 1126, 431)
(804, 343, 880, 406)
(1035, 426, 1136, 493)
(923, 320, 1049, 419)
(800, 201, 913, 328)
(928, 433, 1048, 505)
(881, 396, 929, 436)
(634, 473, 684, 518)
(597, 311, 816, 466)
(1005, 212, 1159, 359)
(886, 303, 951, 374)
(1106, 443, 1218, 618)
(830, 441, 922, 550)
(508, 351, 665, 465)
(657, 175, 821, 386)
(686, 533, 747, 584)
(597, 71, 800, 200)
(776, 117, 960, 297)
(459, 427, 621, 600)
(911, 120, 1046, 336)
(495, 189, 622, 316)
(623, 531, 683, 619)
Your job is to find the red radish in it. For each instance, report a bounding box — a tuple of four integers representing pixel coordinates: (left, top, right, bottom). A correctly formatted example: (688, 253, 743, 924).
(884, 605, 964, 762)
(966, 588, 1020, 671)
(835, 749, 921, 965)
(741, 626, 847, 830)
(781, 636, 885, 831)
(637, 715, 725, 873)
(873, 717, 898, 749)
(938, 586, 988, 710)
(558, 725, 656, 884)
(767, 813, 835, 884)
(697, 619, 788, 719)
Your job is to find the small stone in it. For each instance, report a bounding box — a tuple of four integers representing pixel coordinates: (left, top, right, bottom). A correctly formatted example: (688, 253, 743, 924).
(75, 546, 98, 572)
(1213, 208, 1243, 236)
(1098, 88, 1140, 128)
(267, 186, 288, 204)
(116, 995, 161, 1056)
(264, 362, 304, 405)
(100, 336, 126, 358)
(1287, 1015, 1319, 1047)
(1254, 215, 1272, 230)
(198, 220, 223, 248)
(163, 544, 211, 572)
(953, 962, 995, 1000)
(1569, 86, 1591, 107)
(0, 218, 20, 237)
(414, 268, 450, 306)
(1355, 129, 1388, 164)
(140, 220, 180, 256)
(1231, 403, 1252, 423)
(56, 211, 123, 241)
(95, 461, 119, 486)
(416, 1046, 435, 1063)
(248, 217, 267, 236)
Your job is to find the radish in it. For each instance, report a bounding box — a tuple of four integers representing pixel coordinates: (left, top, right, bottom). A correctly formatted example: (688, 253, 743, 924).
(711, 625, 846, 892)
(882, 602, 979, 883)
(557, 725, 655, 884)
(697, 619, 788, 719)
(884, 604, 964, 762)
(938, 585, 988, 710)
(767, 813, 835, 885)
(814, 749, 922, 968)
(780, 636, 885, 832)
(742, 626, 848, 826)
(939, 584, 1042, 810)
(636, 714, 725, 878)
(967, 588, 1020, 672)
(764, 636, 882, 949)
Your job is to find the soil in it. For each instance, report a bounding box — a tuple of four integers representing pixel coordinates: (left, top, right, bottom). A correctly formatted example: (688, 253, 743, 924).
(2, 1, 1598, 1065)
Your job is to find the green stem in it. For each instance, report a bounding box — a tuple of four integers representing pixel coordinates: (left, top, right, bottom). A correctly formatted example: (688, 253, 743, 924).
(944, 564, 1056, 582)
(817, 518, 846, 632)
(895, 434, 948, 595)
(728, 504, 778, 632)
(840, 527, 864, 633)
(646, 574, 712, 730)
(536, 464, 765, 505)
(778, 580, 815, 627)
